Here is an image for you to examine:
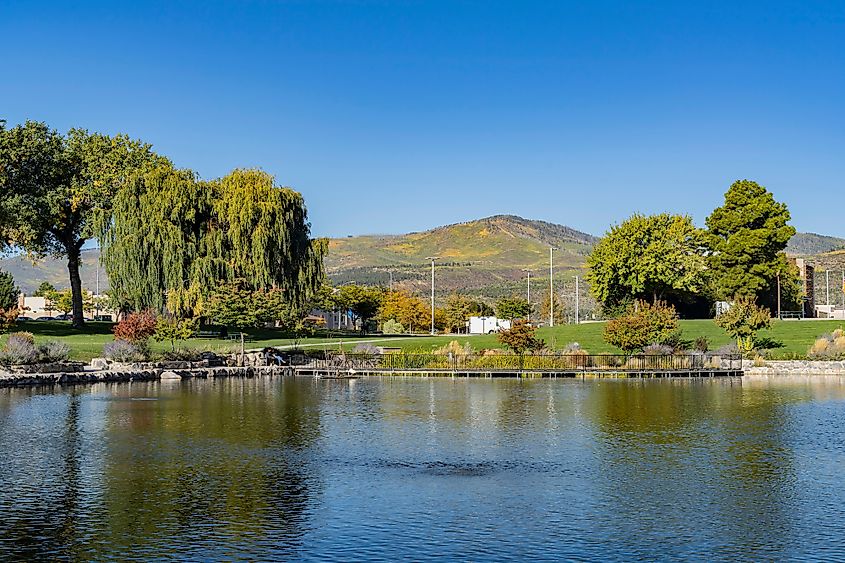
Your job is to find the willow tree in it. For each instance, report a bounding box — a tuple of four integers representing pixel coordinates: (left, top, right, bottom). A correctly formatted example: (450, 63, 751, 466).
(0, 121, 166, 327)
(101, 167, 326, 316)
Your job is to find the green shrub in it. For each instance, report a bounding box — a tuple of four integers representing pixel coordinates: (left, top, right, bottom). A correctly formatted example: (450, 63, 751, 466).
(603, 300, 680, 353)
(382, 319, 404, 334)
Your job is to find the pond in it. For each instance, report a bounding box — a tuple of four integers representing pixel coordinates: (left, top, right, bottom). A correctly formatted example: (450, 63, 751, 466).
(1, 376, 844, 561)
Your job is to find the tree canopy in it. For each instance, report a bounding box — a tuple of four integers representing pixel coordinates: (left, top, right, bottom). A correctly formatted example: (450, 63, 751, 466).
(101, 167, 326, 315)
(587, 213, 708, 313)
(706, 180, 796, 308)
(0, 121, 166, 327)
(0, 271, 19, 312)
(495, 296, 531, 321)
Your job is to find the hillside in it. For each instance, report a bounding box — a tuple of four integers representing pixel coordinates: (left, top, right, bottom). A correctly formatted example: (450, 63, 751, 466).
(0, 249, 105, 295)
(3, 221, 842, 302)
(787, 232, 845, 256)
(326, 215, 597, 296)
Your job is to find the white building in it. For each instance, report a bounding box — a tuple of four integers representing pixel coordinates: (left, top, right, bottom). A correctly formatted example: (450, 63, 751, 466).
(17, 293, 118, 321)
(467, 316, 511, 334)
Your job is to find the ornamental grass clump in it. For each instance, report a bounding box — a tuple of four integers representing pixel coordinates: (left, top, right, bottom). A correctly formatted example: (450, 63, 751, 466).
(808, 328, 845, 359)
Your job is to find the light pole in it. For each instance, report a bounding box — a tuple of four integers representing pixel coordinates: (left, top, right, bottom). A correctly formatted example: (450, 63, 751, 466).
(426, 257, 438, 334)
(826, 270, 831, 316)
(574, 275, 580, 324)
(388, 270, 394, 292)
(521, 268, 531, 322)
(549, 247, 557, 327)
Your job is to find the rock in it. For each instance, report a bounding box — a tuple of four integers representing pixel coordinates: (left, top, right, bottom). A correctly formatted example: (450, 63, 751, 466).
(160, 370, 182, 380)
(91, 358, 109, 370)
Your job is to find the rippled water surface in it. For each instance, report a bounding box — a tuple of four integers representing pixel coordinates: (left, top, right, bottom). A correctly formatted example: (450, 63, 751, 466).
(2, 376, 845, 561)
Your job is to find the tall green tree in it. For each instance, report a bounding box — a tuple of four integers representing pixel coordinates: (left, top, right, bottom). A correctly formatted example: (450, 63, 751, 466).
(706, 180, 796, 309)
(587, 213, 708, 312)
(34, 282, 56, 297)
(495, 296, 531, 320)
(335, 284, 384, 332)
(101, 167, 326, 313)
(0, 270, 19, 311)
(0, 121, 166, 327)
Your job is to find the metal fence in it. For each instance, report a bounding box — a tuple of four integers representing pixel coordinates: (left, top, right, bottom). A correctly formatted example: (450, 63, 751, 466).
(315, 352, 742, 372)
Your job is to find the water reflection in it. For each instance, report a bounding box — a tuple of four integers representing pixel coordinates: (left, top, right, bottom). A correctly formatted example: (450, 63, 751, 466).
(0, 377, 844, 561)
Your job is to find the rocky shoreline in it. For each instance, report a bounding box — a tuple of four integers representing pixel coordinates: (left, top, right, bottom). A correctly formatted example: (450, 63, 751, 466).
(0, 365, 292, 387)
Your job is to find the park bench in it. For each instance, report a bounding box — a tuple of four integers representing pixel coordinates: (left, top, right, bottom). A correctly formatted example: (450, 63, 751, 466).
(196, 330, 222, 339)
(226, 332, 254, 342)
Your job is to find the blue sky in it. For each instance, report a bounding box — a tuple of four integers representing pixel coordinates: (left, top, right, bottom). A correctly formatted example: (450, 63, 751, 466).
(2, 1, 843, 238)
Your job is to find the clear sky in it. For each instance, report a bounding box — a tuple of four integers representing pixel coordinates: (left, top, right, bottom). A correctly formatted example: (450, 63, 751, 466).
(2, 1, 843, 238)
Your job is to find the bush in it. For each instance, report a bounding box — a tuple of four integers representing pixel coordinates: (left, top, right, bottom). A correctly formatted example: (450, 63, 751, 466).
(103, 340, 146, 362)
(714, 297, 771, 354)
(160, 348, 203, 361)
(808, 328, 845, 359)
(0, 334, 39, 365)
(113, 311, 157, 344)
(643, 343, 674, 356)
(714, 343, 740, 356)
(382, 319, 404, 334)
(694, 336, 710, 353)
(434, 340, 473, 357)
(37, 341, 70, 363)
(498, 320, 545, 354)
(9, 331, 34, 345)
(352, 343, 382, 355)
(603, 300, 680, 353)
(563, 342, 588, 356)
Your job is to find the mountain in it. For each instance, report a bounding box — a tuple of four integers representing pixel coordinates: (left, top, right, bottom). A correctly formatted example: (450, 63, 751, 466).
(326, 215, 597, 297)
(787, 232, 845, 256)
(0, 249, 105, 295)
(4, 220, 841, 302)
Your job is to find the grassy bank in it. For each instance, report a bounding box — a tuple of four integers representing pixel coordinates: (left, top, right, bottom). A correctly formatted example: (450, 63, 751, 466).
(2, 319, 843, 363)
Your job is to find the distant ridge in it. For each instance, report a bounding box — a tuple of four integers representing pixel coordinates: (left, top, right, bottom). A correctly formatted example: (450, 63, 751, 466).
(1, 220, 842, 301)
(786, 232, 845, 256)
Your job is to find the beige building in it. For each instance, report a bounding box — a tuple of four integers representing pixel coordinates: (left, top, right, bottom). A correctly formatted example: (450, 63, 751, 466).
(17, 293, 117, 321)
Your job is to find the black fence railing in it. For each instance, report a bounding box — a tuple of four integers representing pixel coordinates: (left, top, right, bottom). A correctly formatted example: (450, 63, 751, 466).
(315, 352, 742, 372)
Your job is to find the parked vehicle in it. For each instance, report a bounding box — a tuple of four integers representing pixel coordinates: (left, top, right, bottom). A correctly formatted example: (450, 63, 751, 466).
(35, 316, 56, 321)
(54, 314, 73, 321)
(16, 316, 31, 321)
(93, 315, 113, 322)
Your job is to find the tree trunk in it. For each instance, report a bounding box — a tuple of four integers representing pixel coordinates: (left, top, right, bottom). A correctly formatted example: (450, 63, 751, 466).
(67, 242, 85, 329)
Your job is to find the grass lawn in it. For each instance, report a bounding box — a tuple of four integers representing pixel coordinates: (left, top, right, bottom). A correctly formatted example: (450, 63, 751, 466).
(4, 318, 843, 362)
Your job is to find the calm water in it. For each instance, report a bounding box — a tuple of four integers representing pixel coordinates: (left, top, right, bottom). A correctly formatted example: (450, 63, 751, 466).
(1, 376, 845, 561)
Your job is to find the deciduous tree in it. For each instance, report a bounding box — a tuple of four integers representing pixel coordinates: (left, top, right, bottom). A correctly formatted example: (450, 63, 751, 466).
(498, 319, 545, 354)
(587, 214, 708, 312)
(714, 296, 771, 354)
(495, 296, 531, 321)
(0, 121, 167, 327)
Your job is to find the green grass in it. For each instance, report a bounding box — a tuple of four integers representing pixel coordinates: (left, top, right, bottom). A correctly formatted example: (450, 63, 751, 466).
(5, 318, 842, 362)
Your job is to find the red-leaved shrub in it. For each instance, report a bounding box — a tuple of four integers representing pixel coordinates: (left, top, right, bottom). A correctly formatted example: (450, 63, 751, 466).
(112, 310, 157, 343)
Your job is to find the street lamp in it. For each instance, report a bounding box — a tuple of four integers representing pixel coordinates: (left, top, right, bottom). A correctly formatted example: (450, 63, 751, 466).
(521, 268, 531, 322)
(426, 257, 438, 334)
(549, 247, 557, 327)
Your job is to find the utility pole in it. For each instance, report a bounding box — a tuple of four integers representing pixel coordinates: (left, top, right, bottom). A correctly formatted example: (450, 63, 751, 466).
(426, 257, 438, 335)
(388, 270, 393, 292)
(777, 271, 782, 320)
(575, 275, 580, 324)
(826, 270, 831, 315)
(549, 247, 556, 327)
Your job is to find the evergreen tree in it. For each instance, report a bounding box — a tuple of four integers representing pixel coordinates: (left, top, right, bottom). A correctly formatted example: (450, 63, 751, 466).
(706, 180, 796, 309)
(0, 270, 19, 311)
